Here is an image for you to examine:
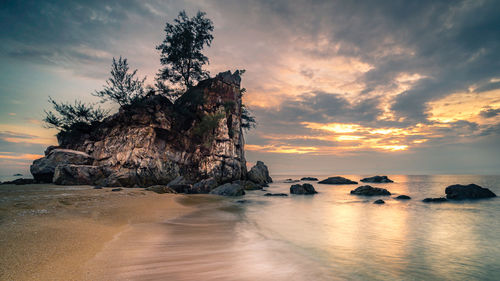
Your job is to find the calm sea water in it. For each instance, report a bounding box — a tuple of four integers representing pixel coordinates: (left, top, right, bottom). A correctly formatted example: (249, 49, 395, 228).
(91, 174, 500, 281)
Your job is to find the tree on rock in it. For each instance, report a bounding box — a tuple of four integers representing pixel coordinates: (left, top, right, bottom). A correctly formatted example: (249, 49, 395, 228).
(156, 10, 214, 92)
(93, 57, 146, 107)
(43, 97, 108, 132)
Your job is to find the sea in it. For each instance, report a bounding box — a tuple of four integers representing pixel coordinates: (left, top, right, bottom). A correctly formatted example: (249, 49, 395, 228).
(88, 174, 500, 281)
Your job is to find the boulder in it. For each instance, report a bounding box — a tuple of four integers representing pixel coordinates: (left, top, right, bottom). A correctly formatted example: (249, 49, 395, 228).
(445, 184, 496, 200)
(360, 175, 394, 183)
(145, 185, 177, 194)
(264, 193, 288, 197)
(30, 149, 93, 183)
(395, 195, 411, 200)
(190, 178, 218, 193)
(53, 164, 105, 185)
(241, 180, 263, 190)
(350, 185, 391, 196)
(300, 177, 318, 181)
(290, 183, 317, 195)
(373, 199, 385, 204)
(284, 178, 300, 183)
(318, 176, 357, 185)
(247, 161, 273, 184)
(209, 183, 245, 196)
(167, 176, 193, 193)
(422, 197, 447, 203)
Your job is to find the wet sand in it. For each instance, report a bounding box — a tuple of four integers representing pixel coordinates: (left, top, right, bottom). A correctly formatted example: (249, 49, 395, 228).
(0, 184, 192, 281)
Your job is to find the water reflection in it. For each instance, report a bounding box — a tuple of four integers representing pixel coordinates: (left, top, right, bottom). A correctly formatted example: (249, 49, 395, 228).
(88, 175, 500, 280)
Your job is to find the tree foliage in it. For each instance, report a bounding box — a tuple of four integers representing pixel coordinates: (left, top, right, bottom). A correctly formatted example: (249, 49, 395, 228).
(93, 57, 146, 106)
(156, 10, 214, 90)
(241, 105, 256, 130)
(43, 97, 109, 131)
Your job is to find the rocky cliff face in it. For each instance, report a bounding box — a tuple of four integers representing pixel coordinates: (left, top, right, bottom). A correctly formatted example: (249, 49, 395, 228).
(31, 71, 248, 187)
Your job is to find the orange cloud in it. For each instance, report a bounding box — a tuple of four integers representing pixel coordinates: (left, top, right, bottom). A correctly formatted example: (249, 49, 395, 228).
(0, 153, 43, 160)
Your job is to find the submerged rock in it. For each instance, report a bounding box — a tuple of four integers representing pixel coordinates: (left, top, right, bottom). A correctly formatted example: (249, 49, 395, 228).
(30, 149, 93, 183)
(264, 193, 288, 197)
(445, 184, 496, 200)
(209, 183, 245, 196)
(111, 188, 123, 192)
(290, 183, 317, 195)
(395, 195, 411, 200)
(373, 199, 385, 204)
(300, 177, 318, 181)
(350, 185, 391, 196)
(318, 176, 357, 185)
(247, 161, 273, 184)
(360, 175, 394, 183)
(422, 197, 447, 203)
(283, 178, 300, 183)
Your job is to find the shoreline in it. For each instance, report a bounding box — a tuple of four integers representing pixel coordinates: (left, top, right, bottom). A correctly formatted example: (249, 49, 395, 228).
(0, 184, 195, 281)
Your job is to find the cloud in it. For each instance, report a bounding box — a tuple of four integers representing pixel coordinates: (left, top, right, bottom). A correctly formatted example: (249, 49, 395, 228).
(0, 131, 55, 145)
(0, 152, 43, 160)
(480, 107, 500, 118)
(1, 0, 500, 173)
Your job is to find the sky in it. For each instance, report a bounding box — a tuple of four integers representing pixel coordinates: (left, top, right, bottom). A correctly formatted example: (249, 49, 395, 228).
(1, 0, 500, 176)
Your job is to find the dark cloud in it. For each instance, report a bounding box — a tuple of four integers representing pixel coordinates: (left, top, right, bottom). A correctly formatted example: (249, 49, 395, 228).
(480, 107, 500, 118)
(255, 91, 382, 125)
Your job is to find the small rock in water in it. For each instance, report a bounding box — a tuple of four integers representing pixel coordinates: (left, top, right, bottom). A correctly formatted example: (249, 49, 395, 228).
(350, 185, 391, 196)
(300, 177, 318, 181)
(290, 183, 317, 195)
(264, 193, 288, 197)
(395, 195, 411, 200)
(373, 199, 385, 204)
(445, 184, 496, 200)
(360, 175, 394, 183)
(111, 188, 123, 192)
(283, 178, 300, 183)
(236, 199, 251, 204)
(422, 197, 447, 203)
(318, 176, 357, 184)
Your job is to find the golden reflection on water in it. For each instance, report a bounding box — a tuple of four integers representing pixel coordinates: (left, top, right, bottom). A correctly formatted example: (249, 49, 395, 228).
(87, 175, 500, 280)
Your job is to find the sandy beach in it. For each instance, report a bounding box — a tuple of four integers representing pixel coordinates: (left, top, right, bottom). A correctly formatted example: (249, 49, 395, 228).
(0, 184, 192, 281)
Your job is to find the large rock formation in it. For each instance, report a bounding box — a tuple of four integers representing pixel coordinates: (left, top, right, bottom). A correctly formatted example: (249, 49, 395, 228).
(31, 71, 249, 187)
